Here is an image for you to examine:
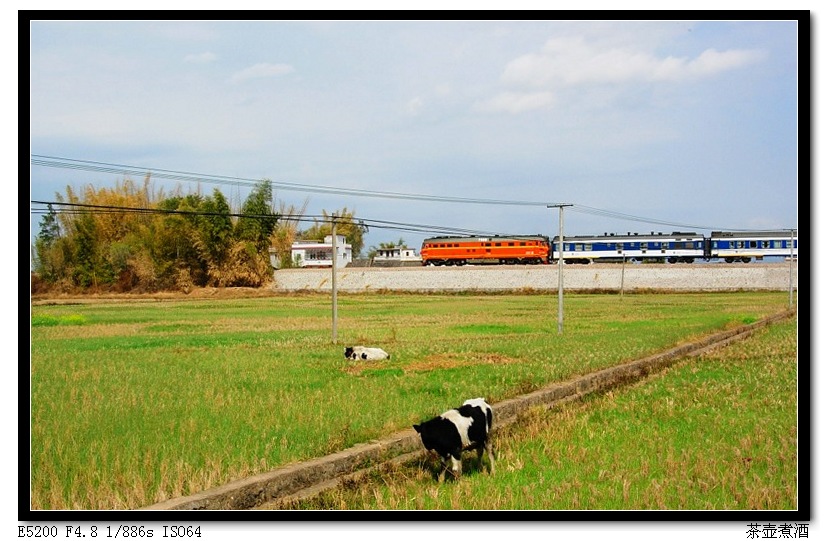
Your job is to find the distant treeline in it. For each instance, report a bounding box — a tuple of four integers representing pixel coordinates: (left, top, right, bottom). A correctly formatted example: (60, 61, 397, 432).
(31, 176, 366, 293)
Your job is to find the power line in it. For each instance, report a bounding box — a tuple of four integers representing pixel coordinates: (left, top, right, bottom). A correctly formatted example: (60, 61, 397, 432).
(29, 200, 507, 239)
(31, 154, 795, 233)
(570, 204, 764, 234)
(30, 155, 556, 207)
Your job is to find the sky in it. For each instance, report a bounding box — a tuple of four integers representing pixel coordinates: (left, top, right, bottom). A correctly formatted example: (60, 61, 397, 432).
(28, 19, 800, 255)
(21, 12, 813, 540)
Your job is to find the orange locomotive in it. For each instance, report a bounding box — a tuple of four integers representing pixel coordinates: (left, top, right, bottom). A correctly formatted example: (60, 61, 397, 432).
(421, 235, 551, 266)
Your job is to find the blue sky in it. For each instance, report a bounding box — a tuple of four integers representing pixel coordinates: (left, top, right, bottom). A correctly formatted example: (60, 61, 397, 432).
(28, 19, 799, 254)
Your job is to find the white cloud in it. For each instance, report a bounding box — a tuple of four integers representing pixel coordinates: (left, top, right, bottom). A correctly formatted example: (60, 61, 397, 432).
(230, 63, 295, 84)
(184, 52, 217, 64)
(480, 36, 765, 114)
(679, 48, 767, 80)
(502, 36, 764, 88)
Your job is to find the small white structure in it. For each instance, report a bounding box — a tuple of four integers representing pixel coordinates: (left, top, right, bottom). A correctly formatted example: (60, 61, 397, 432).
(289, 235, 352, 268)
(270, 235, 352, 269)
(373, 246, 421, 264)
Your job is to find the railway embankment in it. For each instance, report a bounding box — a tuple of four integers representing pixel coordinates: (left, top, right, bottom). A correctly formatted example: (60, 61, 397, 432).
(272, 262, 798, 293)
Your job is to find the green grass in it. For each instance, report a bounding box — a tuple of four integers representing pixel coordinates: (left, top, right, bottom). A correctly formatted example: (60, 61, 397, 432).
(29, 291, 795, 509)
(288, 319, 798, 510)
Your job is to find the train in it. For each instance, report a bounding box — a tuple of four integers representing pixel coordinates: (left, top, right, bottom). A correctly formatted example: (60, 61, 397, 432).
(420, 230, 797, 266)
(420, 235, 551, 266)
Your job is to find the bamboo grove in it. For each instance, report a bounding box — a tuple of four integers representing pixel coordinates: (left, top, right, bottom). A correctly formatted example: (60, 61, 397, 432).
(31, 176, 367, 293)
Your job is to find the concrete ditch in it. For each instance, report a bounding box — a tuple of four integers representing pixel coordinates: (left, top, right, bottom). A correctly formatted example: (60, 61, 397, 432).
(142, 308, 796, 511)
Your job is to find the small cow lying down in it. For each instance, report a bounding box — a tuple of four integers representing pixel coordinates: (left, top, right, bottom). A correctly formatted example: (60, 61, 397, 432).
(344, 346, 390, 361)
(413, 397, 495, 482)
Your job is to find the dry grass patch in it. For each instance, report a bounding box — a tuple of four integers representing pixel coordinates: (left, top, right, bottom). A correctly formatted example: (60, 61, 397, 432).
(341, 352, 522, 376)
(407, 352, 522, 372)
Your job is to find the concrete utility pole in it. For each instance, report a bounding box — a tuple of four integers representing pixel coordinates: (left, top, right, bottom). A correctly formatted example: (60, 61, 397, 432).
(789, 228, 795, 309)
(620, 256, 626, 301)
(331, 214, 338, 344)
(548, 204, 573, 334)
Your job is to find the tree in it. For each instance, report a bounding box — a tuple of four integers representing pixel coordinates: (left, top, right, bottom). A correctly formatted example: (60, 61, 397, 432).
(32, 204, 62, 282)
(300, 207, 369, 257)
(366, 238, 408, 261)
(70, 211, 111, 288)
(156, 193, 208, 288)
(30, 176, 303, 292)
(269, 198, 309, 269)
(195, 190, 234, 285)
(236, 179, 279, 251)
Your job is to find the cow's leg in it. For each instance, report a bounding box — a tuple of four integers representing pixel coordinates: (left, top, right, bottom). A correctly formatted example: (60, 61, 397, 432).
(485, 440, 495, 475)
(437, 458, 450, 483)
(450, 454, 462, 478)
(476, 446, 485, 471)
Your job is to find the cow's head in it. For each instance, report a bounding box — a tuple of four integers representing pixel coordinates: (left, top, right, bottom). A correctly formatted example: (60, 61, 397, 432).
(344, 347, 355, 359)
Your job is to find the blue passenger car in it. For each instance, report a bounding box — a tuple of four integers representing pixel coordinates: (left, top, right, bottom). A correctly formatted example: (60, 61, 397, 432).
(551, 232, 705, 264)
(550, 230, 797, 264)
(709, 230, 797, 262)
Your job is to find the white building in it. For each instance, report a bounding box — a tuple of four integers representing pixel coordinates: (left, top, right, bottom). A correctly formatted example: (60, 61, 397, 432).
(372, 246, 421, 264)
(283, 235, 352, 268)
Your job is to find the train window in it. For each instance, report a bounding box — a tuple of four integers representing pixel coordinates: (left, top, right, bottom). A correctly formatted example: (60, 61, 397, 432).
(495, 243, 501, 247)
(520, 242, 526, 246)
(773, 240, 782, 248)
(508, 242, 515, 246)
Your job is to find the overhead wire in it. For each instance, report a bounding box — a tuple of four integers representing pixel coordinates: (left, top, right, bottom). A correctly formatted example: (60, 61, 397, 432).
(29, 200, 506, 238)
(31, 154, 794, 234)
(30, 155, 555, 207)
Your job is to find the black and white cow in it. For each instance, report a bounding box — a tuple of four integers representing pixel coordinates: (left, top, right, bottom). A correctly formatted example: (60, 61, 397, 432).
(413, 397, 495, 482)
(344, 346, 390, 361)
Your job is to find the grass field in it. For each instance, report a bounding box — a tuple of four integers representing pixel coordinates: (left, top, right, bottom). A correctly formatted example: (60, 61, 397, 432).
(287, 318, 797, 510)
(28, 291, 797, 509)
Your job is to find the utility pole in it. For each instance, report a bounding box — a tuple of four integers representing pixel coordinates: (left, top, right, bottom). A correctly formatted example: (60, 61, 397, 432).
(331, 214, 338, 344)
(548, 204, 573, 334)
(789, 228, 795, 309)
(620, 256, 626, 301)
